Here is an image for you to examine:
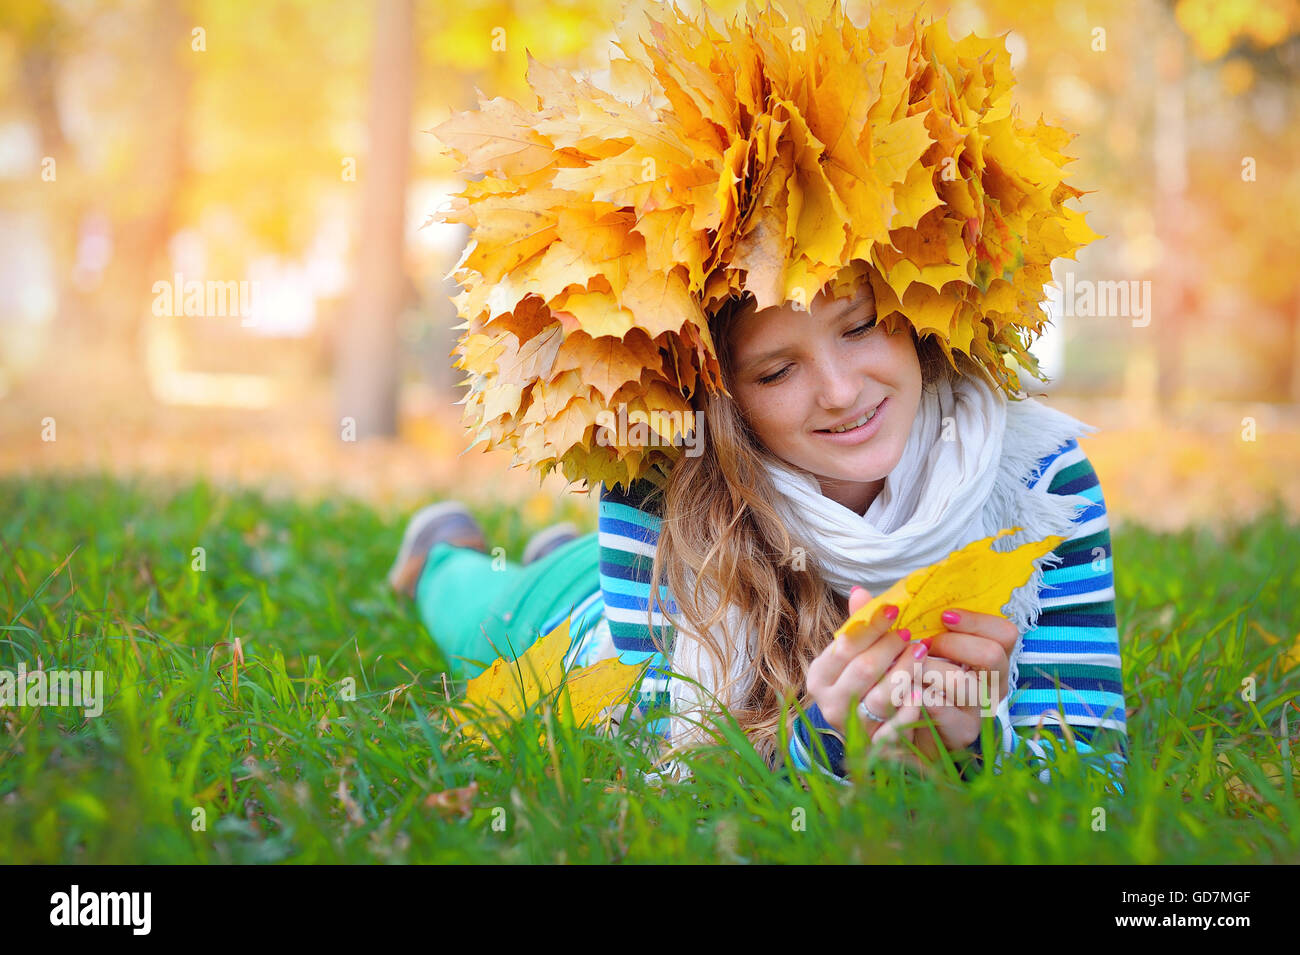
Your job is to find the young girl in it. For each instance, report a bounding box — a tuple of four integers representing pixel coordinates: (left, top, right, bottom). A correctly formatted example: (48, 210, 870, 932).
(392, 278, 1128, 783)
(407, 0, 1130, 784)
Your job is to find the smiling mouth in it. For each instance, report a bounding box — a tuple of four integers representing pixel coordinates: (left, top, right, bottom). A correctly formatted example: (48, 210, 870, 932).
(816, 400, 883, 433)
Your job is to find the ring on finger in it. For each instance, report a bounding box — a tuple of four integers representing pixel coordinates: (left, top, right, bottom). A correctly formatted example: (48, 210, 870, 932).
(857, 699, 887, 722)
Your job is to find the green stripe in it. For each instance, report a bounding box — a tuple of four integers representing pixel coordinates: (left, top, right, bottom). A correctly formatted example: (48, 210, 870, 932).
(1043, 597, 1116, 615)
(609, 620, 675, 644)
(1057, 528, 1109, 555)
(1048, 458, 1095, 492)
(1020, 663, 1123, 682)
(600, 547, 653, 571)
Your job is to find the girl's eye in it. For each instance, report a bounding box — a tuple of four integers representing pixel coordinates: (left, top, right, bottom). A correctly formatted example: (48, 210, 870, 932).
(754, 318, 875, 385)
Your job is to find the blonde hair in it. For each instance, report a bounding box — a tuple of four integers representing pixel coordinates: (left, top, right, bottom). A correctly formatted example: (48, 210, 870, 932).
(645, 288, 977, 765)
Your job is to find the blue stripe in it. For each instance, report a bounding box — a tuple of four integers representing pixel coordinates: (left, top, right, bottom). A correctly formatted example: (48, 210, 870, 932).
(611, 633, 667, 654)
(598, 515, 661, 543)
(1054, 473, 1100, 496)
(1069, 500, 1106, 523)
(598, 573, 669, 598)
(1010, 699, 1127, 720)
(1025, 439, 1077, 489)
(789, 736, 811, 771)
(1038, 573, 1115, 597)
(1051, 546, 1111, 570)
(1073, 483, 1103, 503)
(597, 558, 654, 582)
(600, 589, 673, 613)
(1023, 623, 1119, 641)
(1042, 561, 1112, 585)
(1012, 687, 1127, 707)
(1029, 610, 1117, 628)
(1020, 639, 1122, 656)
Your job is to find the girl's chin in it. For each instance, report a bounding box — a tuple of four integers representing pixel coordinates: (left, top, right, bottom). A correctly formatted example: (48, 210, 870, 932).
(811, 439, 891, 468)
(773, 435, 898, 479)
(800, 457, 889, 484)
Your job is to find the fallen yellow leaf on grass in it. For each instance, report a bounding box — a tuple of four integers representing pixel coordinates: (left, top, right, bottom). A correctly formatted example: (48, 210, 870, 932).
(424, 781, 479, 819)
(835, 528, 1068, 643)
(457, 615, 644, 746)
(556, 655, 646, 728)
(1215, 753, 1287, 821)
(462, 615, 571, 725)
(1250, 622, 1300, 673)
(1285, 638, 1300, 674)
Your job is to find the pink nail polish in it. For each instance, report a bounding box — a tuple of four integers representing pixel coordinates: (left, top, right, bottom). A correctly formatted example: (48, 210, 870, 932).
(883, 604, 899, 622)
(897, 628, 911, 642)
(942, 610, 960, 626)
(913, 641, 928, 660)
(911, 687, 922, 704)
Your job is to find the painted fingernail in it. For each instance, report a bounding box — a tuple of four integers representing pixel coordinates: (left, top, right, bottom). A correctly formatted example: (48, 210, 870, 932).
(898, 628, 911, 642)
(911, 687, 922, 704)
(941, 610, 960, 626)
(850, 585, 863, 598)
(882, 604, 899, 622)
(913, 641, 928, 660)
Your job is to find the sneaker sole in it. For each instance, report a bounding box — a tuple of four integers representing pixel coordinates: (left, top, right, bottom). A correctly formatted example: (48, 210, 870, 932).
(523, 522, 581, 565)
(386, 501, 478, 589)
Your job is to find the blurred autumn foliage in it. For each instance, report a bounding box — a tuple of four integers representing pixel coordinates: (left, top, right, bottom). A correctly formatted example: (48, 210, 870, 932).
(0, 0, 1297, 527)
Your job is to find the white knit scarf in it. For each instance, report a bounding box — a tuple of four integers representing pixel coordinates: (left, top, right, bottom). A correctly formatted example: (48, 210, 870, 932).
(667, 373, 1099, 753)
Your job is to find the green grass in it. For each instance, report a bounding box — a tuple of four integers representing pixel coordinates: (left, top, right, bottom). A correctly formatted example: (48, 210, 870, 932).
(1, 473, 1297, 863)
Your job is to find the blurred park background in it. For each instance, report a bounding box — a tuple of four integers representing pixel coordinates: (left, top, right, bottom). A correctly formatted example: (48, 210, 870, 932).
(2, 0, 1299, 531)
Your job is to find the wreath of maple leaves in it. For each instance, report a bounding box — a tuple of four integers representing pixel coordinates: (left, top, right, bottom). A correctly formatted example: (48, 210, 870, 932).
(432, 0, 1100, 491)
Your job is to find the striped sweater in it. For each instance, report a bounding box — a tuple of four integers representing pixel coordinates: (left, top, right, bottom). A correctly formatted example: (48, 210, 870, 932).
(591, 438, 1129, 784)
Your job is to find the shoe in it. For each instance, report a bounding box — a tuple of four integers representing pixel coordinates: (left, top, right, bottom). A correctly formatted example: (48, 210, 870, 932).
(522, 521, 581, 566)
(387, 501, 488, 598)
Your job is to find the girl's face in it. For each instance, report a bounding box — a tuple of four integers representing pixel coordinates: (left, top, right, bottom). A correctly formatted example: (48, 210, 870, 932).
(727, 284, 922, 515)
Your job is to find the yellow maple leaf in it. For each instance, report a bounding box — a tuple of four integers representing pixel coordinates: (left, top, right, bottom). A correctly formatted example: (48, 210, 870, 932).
(556, 655, 647, 729)
(835, 528, 1068, 644)
(456, 615, 645, 747)
(461, 615, 570, 728)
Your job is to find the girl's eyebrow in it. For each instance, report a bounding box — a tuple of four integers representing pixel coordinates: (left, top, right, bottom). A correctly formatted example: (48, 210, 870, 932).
(738, 295, 875, 371)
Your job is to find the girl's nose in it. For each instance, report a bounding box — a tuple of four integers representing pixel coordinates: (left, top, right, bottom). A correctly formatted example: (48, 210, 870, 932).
(814, 354, 863, 411)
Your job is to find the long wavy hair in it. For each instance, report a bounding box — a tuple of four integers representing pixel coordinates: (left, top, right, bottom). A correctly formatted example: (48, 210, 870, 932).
(645, 288, 985, 765)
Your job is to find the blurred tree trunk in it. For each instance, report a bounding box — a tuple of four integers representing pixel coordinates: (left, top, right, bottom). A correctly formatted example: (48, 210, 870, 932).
(336, 0, 415, 439)
(93, 0, 192, 408)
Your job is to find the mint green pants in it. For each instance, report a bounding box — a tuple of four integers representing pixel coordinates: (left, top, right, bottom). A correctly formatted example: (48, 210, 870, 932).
(414, 532, 603, 679)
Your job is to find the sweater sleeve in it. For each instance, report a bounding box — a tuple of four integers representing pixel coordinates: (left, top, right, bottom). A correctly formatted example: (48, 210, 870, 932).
(597, 480, 675, 734)
(597, 480, 763, 758)
(993, 437, 1130, 789)
(788, 438, 1130, 786)
(788, 702, 850, 779)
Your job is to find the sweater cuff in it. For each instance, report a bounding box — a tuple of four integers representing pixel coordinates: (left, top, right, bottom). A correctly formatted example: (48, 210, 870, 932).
(789, 703, 848, 778)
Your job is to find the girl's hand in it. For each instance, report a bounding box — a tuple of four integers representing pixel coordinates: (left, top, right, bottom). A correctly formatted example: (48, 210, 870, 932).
(805, 587, 927, 766)
(911, 607, 1019, 759)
